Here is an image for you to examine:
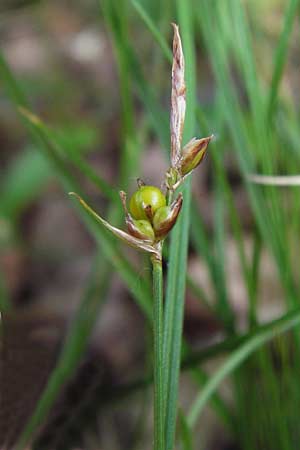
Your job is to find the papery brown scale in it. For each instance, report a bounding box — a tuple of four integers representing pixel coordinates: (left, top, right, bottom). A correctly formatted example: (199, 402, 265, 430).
(120, 190, 155, 242)
(170, 23, 186, 168)
(69, 192, 160, 258)
(126, 217, 154, 242)
(145, 204, 154, 222)
(180, 135, 213, 176)
(153, 193, 183, 239)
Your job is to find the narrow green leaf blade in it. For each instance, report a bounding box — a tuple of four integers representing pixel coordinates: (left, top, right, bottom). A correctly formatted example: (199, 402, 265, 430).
(1, 148, 51, 220)
(267, 0, 300, 120)
(14, 256, 110, 450)
(163, 4, 196, 449)
(188, 308, 300, 427)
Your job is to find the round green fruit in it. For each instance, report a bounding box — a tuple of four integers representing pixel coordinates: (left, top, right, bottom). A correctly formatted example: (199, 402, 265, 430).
(153, 206, 170, 231)
(129, 186, 166, 220)
(133, 219, 155, 240)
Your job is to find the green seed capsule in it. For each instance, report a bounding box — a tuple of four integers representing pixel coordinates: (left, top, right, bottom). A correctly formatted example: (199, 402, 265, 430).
(153, 193, 183, 239)
(129, 219, 155, 241)
(153, 206, 170, 229)
(181, 136, 212, 176)
(129, 186, 166, 220)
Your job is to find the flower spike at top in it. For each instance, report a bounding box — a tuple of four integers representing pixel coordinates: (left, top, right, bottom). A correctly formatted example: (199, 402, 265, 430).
(166, 24, 213, 193)
(170, 23, 186, 169)
(70, 24, 212, 262)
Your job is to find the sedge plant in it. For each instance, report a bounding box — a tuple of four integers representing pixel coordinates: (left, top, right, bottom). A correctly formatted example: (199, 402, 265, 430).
(70, 24, 212, 450)
(2, 2, 300, 449)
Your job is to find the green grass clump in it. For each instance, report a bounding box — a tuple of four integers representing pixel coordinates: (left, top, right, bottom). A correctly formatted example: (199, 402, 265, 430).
(1, 1, 300, 449)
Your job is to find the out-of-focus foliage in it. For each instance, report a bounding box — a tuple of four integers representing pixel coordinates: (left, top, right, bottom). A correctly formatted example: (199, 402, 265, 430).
(1, 0, 300, 449)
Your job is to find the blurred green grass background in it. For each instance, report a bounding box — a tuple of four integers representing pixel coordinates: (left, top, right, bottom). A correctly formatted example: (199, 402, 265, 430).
(1, 0, 300, 449)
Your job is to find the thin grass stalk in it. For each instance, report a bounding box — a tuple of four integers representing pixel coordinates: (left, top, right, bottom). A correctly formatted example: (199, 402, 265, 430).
(0, 53, 154, 316)
(213, 175, 233, 331)
(267, 0, 300, 121)
(187, 307, 300, 428)
(103, 7, 232, 428)
(73, 306, 300, 405)
(14, 255, 110, 450)
(151, 256, 165, 450)
(131, 0, 172, 64)
(196, 103, 256, 327)
(0, 272, 11, 313)
(178, 411, 193, 450)
(190, 368, 233, 431)
(101, 3, 170, 149)
(163, 3, 196, 449)
(197, 2, 297, 306)
(67, 150, 119, 203)
(100, 0, 139, 188)
(1, 149, 51, 220)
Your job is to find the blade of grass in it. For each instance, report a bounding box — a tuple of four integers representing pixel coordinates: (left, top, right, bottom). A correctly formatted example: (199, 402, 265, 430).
(100, 0, 170, 150)
(179, 410, 193, 450)
(1, 53, 156, 448)
(0, 52, 154, 315)
(163, 4, 196, 449)
(100, 0, 140, 188)
(195, 103, 255, 327)
(212, 174, 233, 331)
(248, 230, 262, 328)
(14, 255, 110, 450)
(85, 306, 300, 403)
(197, 2, 297, 307)
(187, 307, 300, 428)
(0, 52, 27, 107)
(104, 9, 236, 432)
(23, 109, 153, 318)
(267, 0, 300, 121)
(109, 20, 233, 428)
(186, 275, 212, 311)
(190, 206, 230, 322)
(6, 19, 154, 444)
(190, 368, 233, 431)
(191, 7, 266, 326)
(131, 0, 172, 64)
(101, 12, 234, 428)
(0, 272, 10, 313)
(209, 99, 250, 289)
(227, 4, 293, 311)
(227, 0, 264, 123)
(46, 125, 119, 203)
(152, 258, 165, 450)
(1, 147, 51, 220)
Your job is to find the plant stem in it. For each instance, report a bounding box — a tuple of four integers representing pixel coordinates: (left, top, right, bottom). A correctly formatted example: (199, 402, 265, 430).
(151, 255, 164, 450)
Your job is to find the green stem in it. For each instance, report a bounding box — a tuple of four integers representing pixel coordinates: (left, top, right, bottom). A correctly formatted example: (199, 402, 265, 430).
(151, 255, 164, 450)
(0, 271, 11, 313)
